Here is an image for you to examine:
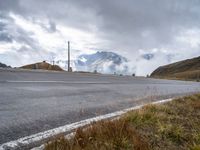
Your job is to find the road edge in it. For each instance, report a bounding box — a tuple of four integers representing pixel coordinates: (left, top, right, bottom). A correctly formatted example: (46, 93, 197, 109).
(0, 98, 173, 150)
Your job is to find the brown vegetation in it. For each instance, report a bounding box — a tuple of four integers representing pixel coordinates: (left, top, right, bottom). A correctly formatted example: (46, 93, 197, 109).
(45, 94, 200, 150)
(151, 56, 200, 81)
(20, 61, 63, 71)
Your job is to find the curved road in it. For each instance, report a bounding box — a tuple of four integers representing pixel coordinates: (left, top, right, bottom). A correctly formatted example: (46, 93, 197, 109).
(0, 68, 200, 144)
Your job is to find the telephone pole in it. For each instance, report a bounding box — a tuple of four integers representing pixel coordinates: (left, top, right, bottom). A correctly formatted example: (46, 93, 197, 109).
(68, 41, 70, 72)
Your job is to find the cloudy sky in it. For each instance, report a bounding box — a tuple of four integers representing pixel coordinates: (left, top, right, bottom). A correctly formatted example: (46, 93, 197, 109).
(0, 0, 200, 75)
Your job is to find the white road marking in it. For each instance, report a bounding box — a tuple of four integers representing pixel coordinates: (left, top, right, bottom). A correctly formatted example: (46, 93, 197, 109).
(0, 98, 173, 150)
(5, 80, 111, 84)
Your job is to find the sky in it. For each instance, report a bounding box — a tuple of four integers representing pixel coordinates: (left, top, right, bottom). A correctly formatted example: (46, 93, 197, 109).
(0, 0, 200, 75)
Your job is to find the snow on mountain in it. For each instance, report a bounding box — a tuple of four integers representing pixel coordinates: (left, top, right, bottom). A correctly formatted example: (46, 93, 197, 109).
(55, 51, 129, 74)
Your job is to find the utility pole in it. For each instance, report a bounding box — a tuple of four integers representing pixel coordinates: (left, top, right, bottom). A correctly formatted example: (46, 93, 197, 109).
(68, 41, 70, 72)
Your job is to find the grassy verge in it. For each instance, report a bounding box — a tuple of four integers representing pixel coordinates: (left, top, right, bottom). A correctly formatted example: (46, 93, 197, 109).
(151, 70, 200, 82)
(45, 94, 200, 150)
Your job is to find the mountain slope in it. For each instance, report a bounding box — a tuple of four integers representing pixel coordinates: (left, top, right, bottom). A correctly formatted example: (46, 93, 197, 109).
(56, 51, 129, 74)
(20, 61, 63, 71)
(0, 62, 11, 68)
(150, 56, 200, 80)
(74, 51, 129, 74)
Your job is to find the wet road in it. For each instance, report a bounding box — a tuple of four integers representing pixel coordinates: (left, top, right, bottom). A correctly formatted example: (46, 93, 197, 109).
(0, 68, 200, 144)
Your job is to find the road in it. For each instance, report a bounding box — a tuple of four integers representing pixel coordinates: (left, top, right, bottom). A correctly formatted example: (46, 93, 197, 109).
(0, 68, 200, 144)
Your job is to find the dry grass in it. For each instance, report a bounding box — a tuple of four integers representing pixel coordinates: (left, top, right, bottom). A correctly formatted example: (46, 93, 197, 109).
(150, 56, 200, 81)
(45, 94, 200, 150)
(45, 120, 149, 150)
(173, 70, 200, 80)
(20, 61, 63, 71)
(152, 70, 200, 81)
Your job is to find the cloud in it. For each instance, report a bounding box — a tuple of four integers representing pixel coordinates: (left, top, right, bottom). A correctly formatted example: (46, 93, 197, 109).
(0, 0, 200, 75)
(0, 0, 21, 12)
(34, 20, 57, 33)
(0, 32, 13, 43)
(0, 12, 101, 67)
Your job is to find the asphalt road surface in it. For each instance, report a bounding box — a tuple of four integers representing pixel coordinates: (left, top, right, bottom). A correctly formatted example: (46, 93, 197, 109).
(0, 68, 200, 144)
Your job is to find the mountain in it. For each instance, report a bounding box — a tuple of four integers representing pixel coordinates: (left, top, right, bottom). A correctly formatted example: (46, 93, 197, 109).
(74, 51, 129, 74)
(0, 62, 11, 68)
(151, 56, 200, 80)
(20, 61, 63, 71)
(55, 51, 129, 74)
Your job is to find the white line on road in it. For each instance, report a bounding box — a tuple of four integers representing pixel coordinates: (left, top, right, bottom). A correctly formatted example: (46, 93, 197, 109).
(5, 80, 111, 84)
(0, 98, 173, 150)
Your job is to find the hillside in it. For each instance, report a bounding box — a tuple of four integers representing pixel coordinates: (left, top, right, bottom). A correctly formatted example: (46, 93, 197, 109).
(20, 61, 63, 71)
(0, 62, 11, 68)
(151, 56, 200, 80)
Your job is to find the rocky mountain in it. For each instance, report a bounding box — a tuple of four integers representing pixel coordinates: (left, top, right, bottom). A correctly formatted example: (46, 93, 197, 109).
(56, 51, 129, 74)
(151, 56, 200, 80)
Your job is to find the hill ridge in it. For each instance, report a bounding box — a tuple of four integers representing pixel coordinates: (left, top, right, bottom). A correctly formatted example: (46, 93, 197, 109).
(20, 61, 63, 71)
(151, 56, 200, 80)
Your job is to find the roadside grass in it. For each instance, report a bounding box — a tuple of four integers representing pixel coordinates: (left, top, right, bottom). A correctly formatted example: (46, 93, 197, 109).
(152, 70, 200, 82)
(45, 94, 200, 150)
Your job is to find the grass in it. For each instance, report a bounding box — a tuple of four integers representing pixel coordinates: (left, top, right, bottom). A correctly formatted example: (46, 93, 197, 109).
(152, 70, 200, 82)
(20, 61, 63, 71)
(150, 56, 200, 81)
(45, 94, 200, 150)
